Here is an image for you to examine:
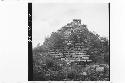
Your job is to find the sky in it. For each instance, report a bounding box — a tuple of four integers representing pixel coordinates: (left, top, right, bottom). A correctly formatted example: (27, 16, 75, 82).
(32, 3, 109, 47)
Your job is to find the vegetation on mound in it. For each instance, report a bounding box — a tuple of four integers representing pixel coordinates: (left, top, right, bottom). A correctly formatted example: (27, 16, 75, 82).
(33, 19, 109, 81)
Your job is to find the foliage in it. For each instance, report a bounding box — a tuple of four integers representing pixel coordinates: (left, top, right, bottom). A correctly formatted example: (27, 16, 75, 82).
(32, 19, 109, 81)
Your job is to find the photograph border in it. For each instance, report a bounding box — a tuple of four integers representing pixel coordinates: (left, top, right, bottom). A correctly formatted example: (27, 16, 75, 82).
(28, 3, 33, 81)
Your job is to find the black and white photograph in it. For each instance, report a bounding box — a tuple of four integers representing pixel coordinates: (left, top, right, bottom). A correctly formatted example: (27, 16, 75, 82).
(2, 0, 125, 83)
(29, 3, 110, 81)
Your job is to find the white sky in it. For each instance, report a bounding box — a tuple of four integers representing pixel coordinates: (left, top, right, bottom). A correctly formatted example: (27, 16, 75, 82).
(33, 3, 109, 47)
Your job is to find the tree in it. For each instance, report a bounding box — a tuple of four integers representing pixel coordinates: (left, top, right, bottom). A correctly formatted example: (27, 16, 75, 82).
(43, 32, 65, 50)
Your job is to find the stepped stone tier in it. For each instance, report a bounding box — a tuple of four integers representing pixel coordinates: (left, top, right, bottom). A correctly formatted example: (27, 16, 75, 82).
(48, 19, 92, 63)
